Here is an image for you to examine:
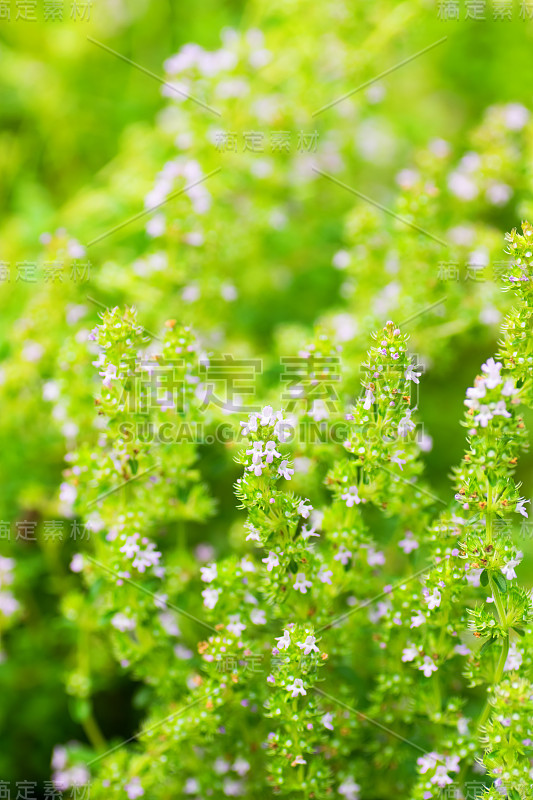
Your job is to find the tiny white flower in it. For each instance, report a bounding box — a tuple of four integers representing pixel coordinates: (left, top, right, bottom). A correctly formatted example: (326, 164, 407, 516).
(501, 551, 523, 581)
(278, 460, 294, 480)
(425, 588, 442, 610)
(398, 531, 418, 554)
(298, 500, 313, 518)
(401, 644, 418, 662)
(481, 357, 502, 389)
(286, 678, 306, 697)
(334, 545, 352, 566)
(297, 635, 319, 655)
(338, 777, 361, 800)
(227, 615, 246, 636)
(341, 486, 361, 507)
(294, 572, 312, 593)
(405, 365, 422, 384)
(318, 568, 333, 585)
(201, 563, 217, 583)
(264, 440, 281, 463)
(322, 712, 334, 730)
(202, 587, 220, 609)
(262, 551, 280, 571)
(516, 498, 530, 519)
(250, 608, 266, 625)
(275, 629, 291, 650)
(419, 656, 438, 677)
(233, 758, 250, 776)
(410, 610, 426, 628)
(363, 388, 375, 410)
(504, 642, 523, 671)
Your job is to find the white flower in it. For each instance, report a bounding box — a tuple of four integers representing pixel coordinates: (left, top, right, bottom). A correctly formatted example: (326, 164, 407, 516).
(278, 460, 294, 480)
(264, 440, 281, 463)
(120, 534, 140, 559)
(391, 453, 406, 471)
(474, 404, 493, 428)
(286, 678, 306, 697)
(341, 486, 361, 507)
(516, 498, 530, 518)
(132, 542, 161, 572)
(481, 357, 502, 389)
(322, 712, 334, 730)
(246, 441, 264, 464)
(445, 755, 460, 773)
(201, 563, 218, 582)
(227, 615, 246, 636)
(334, 545, 352, 566)
(262, 551, 280, 571)
(398, 531, 418, 554)
(405, 365, 421, 384)
(291, 755, 307, 766)
(111, 613, 136, 632)
(501, 379, 518, 396)
(99, 363, 118, 387)
(301, 525, 320, 540)
(275, 629, 291, 650)
(417, 753, 440, 774)
(504, 642, 523, 672)
(338, 777, 361, 800)
(202, 587, 220, 609)
(240, 557, 255, 573)
(294, 572, 312, 593)
(419, 656, 438, 677)
(69, 554, 84, 573)
(125, 778, 144, 799)
(501, 551, 523, 581)
(424, 588, 442, 610)
(492, 400, 511, 419)
(297, 635, 319, 655)
(398, 408, 416, 437)
(431, 766, 453, 787)
(401, 644, 418, 662)
(298, 500, 313, 518)
(241, 414, 259, 436)
(233, 758, 250, 776)
(410, 611, 426, 628)
(318, 568, 333, 585)
(367, 546, 385, 567)
(250, 609, 266, 625)
(259, 405, 275, 425)
(363, 388, 375, 410)
(245, 525, 261, 542)
(0, 592, 19, 616)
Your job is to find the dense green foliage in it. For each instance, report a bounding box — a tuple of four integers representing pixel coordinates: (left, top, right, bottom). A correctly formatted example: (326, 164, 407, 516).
(1, 1, 533, 798)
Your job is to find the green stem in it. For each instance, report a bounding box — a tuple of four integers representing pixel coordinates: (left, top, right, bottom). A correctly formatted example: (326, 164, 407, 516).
(82, 711, 107, 752)
(476, 634, 509, 733)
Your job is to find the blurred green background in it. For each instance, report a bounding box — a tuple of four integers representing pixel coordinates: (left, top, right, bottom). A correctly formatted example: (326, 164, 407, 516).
(2, 0, 533, 793)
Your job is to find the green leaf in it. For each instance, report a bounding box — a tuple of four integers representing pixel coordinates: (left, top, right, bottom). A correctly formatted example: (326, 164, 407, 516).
(492, 572, 508, 594)
(128, 458, 139, 475)
(480, 637, 496, 655)
(512, 627, 525, 637)
(480, 569, 489, 587)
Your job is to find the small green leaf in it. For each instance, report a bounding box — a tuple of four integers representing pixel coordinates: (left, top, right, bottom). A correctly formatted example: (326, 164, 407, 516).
(128, 458, 139, 475)
(480, 637, 496, 655)
(513, 627, 525, 637)
(480, 569, 489, 587)
(492, 572, 508, 594)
